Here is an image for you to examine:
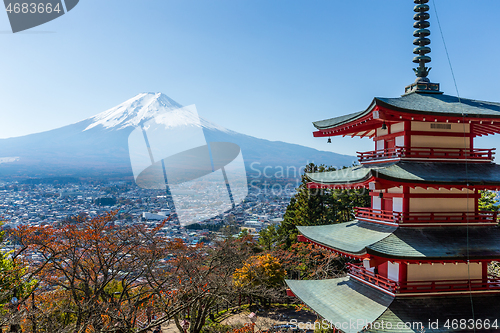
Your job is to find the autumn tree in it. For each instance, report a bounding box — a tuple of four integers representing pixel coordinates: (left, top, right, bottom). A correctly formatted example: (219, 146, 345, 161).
(12, 212, 197, 333)
(170, 235, 257, 333)
(233, 253, 286, 306)
(272, 242, 347, 280)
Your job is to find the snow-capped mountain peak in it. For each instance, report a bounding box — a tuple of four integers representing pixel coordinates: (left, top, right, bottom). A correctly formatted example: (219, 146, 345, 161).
(84, 92, 230, 133)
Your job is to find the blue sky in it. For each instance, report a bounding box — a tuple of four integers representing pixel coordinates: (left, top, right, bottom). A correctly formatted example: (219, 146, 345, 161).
(1, 0, 499, 156)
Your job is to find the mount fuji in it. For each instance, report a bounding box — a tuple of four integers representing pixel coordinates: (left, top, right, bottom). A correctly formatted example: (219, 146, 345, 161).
(0, 93, 355, 180)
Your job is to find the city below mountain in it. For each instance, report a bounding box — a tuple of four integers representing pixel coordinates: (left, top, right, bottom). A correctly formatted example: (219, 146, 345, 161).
(0, 93, 355, 180)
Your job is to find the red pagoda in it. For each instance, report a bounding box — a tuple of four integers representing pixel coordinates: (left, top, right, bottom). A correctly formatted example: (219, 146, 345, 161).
(286, 1, 500, 332)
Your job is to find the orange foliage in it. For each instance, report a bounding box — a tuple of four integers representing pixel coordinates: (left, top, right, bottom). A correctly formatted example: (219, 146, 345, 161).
(233, 254, 285, 288)
(231, 323, 256, 333)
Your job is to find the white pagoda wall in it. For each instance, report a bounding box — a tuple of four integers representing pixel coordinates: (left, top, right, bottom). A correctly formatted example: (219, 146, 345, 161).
(410, 122, 470, 149)
(387, 262, 400, 282)
(409, 198, 474, 212)
(407, 262, 482, 281)
(371, 187, 475, 213)
(411, 122, 470, 133)
(409, 187, 474, 213)
(393, 198, 403, 212)
(391, 122, 405, 133)
(373, 122, 472, 150)
(411, 136, 470, 149)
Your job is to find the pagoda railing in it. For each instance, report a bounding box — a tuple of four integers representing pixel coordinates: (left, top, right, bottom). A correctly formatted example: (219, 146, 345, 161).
(347, 263, 500, 294)
(357, 147, 495, 163)
(355, 207, 498, 225)
(397, 279, 500, 293)
(347, 263, 398, 293)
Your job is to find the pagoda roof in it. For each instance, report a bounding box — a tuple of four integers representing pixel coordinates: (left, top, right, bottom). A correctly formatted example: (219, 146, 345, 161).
(377, 93, 500, 118)
(369, 226, 500, 260)
(313, 92, 500, 131)
(306, 161, 500, 189)
(371, 295, 500, 333)
(298, 221, 500, 260)
(286, 277, 500, 333)
(285, 277, 393, 333)
(297, 222, 396, 256)
(313, 110, 366, 131)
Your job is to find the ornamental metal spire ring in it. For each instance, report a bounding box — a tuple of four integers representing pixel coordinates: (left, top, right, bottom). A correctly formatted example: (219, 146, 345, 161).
(412, 0, 432, 80)
(404, 0, 442, 95)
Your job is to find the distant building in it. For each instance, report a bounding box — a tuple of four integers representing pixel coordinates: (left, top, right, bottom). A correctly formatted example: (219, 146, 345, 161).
(59, 190, 84, 198)
(269, 218, 283, 225)
(243, 220, 264, 231)
(94, 197, 117, 206)
(142, 210, 171, 221)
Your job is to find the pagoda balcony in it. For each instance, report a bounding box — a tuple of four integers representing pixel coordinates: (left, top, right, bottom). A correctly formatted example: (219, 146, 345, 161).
(347, 263, 398, 293)
(355, 207, 498, 226)
(357, 147, 495, 163)
(347, 263, 500, 295)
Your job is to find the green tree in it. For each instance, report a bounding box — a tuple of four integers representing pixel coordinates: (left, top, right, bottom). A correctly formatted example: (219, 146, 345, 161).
(479, 190, 499, 212)
(277, 163, 370, 248)
(258, 224, 279, 251)
(0, 222, 37, 332)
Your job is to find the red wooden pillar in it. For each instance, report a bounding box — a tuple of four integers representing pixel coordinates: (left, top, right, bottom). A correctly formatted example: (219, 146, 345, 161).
(378, 262, 388, 278)
(470, 123, 474, 150)
(399, 262, 407, 285)
(482, 261, 489, 280)
(402, 185, 410, 220)
(403, 121, 411, 148)
(385, 123, 392, 152)
(474, 188, 479, 214)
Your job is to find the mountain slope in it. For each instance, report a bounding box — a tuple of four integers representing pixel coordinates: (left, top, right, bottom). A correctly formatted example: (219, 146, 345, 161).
(0, 93, 355, 179)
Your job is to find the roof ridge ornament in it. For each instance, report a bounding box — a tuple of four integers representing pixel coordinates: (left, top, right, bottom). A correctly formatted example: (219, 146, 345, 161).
(404, 0, 443, 95)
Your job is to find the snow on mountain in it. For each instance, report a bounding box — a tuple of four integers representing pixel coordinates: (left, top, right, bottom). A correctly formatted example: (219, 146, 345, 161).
(0, 92, 356, 179)
(84, 92, 231, 133)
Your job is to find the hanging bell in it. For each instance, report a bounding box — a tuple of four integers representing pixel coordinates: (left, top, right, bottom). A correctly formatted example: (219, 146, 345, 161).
(327, 137, 331, 144)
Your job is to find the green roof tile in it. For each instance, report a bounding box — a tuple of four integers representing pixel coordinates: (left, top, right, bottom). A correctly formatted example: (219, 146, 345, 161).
(298, 222, 500, 260)
(377, 93, 500, 118)
(297, 222, 396, 255)
(313, 110, 366, 130)
(287, 277, 500, 333)
(285, 278, 393, 333)
(313, 93, 500, 130)
(306, 161, 500, 186)
(369, 295, 500, 333)
(367, 226, 500, 260)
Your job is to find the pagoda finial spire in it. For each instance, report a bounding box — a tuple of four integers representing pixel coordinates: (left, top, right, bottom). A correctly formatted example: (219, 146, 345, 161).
(404, 0, 442, 95)
(412, 0, 431, 80)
